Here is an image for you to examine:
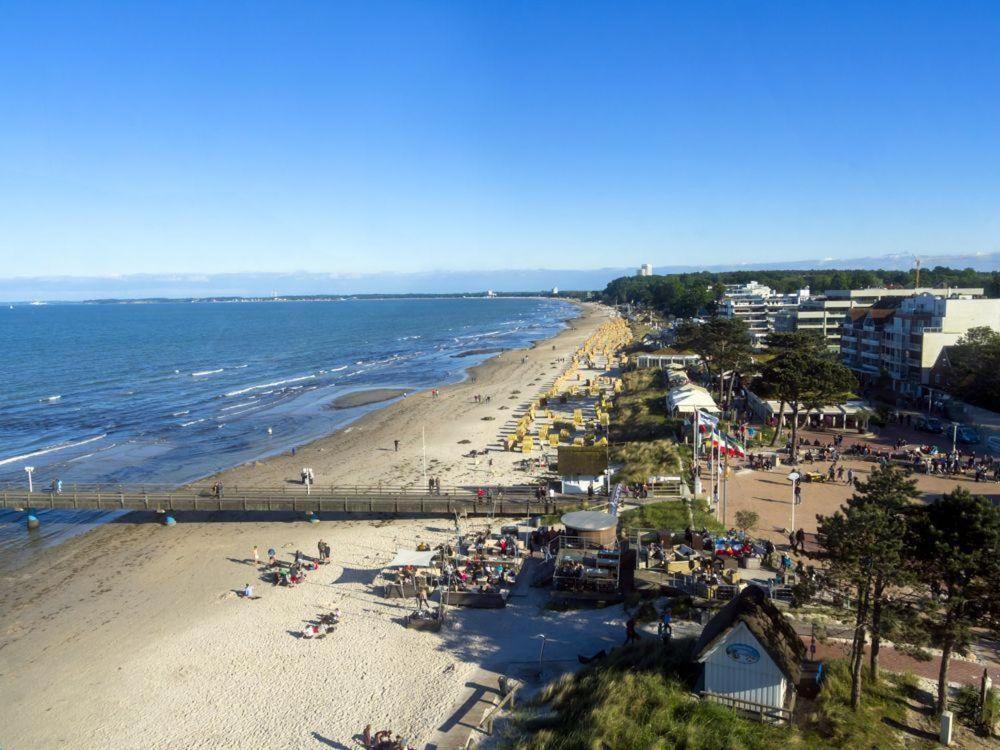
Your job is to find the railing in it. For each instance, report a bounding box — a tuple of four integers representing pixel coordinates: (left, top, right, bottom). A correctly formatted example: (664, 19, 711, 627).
(0, 481, 540, 499)
(0, 483, 578, 517)
(701, 691, 792, 725)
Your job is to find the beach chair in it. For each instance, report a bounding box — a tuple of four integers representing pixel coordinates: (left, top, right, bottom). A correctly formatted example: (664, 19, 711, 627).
(548, 434, 559, 447)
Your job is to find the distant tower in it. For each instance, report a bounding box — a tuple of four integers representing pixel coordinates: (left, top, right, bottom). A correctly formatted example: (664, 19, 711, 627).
(637, 263, 653, 277)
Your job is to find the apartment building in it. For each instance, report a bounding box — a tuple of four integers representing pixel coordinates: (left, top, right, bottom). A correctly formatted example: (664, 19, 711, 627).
(791, 287, 985, 349)
(720, 281, 809, 347)
(637, 263, 653, 277)
(840, 293, 1000, 398)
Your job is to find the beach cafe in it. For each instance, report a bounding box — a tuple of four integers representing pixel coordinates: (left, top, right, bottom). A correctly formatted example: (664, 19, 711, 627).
(550, 510, 624, 601)
(745, 390, 872, 431)
(666, 384, 720, 417)
(381, 548, 440, 599)
(632, 527, 800, 605)
(439, 525, 527, 608)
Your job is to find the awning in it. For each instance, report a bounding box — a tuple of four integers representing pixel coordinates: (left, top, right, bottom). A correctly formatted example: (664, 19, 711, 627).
(385, 549, 438, 568)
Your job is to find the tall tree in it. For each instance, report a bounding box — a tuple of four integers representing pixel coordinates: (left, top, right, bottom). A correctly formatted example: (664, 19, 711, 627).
(817, 465, 916, 707)
(762, 332, 825, 447)
(941, 326, 1000, 411)
(757, 340, 854, 461)
(674, 316, 753, 408)
(910, 488, 1000, 714)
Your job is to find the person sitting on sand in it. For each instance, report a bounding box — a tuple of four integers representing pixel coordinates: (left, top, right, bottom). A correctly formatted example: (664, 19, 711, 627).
(302, 624, 320, 639)
(362, 724, 372, 748)
(242, 583, 253, 599)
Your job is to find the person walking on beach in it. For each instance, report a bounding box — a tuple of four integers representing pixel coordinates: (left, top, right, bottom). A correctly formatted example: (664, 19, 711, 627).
(416, 582, 430, 611)
(394, 439, 400, 452)
(252, 545, 259, 565)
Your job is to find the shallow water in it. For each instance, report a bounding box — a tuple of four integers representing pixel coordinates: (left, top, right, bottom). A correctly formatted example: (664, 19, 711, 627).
(0, 507, 131, 571)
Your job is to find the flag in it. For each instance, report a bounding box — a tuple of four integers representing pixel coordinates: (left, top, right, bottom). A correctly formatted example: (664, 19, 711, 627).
(708, 430, 746, 458)
(697, 409, 719, 432)
(609, 482, 624, 516)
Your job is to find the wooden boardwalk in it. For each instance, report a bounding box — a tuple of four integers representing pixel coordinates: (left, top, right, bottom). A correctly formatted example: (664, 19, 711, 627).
(0, 485, 587, 518)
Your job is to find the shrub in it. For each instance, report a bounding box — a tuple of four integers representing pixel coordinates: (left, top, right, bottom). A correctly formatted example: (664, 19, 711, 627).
(735, 510, 759, 533)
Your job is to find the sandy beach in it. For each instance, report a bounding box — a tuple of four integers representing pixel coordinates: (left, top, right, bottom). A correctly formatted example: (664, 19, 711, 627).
(0, 302, 618, 749)
(0, 513, 629, 749)
(207, 302, 611, 491)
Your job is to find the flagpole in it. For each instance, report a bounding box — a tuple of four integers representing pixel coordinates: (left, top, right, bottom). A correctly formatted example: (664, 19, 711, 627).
(713, 431, 719, 518)
(693, 411, 701, 496)
(722, 443, 729, 528)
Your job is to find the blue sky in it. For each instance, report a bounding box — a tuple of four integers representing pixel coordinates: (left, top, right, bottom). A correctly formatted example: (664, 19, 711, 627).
(1, 1, 998, 278)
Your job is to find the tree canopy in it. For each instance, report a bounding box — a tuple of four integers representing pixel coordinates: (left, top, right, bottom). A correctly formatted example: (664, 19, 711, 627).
(754, 338, 855, 456)
(941, 326, 1000, 411)
(909, 487, 1000, 714)
(601, 267, 1000, 316)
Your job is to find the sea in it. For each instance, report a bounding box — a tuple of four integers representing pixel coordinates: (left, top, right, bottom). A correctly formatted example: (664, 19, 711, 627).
(0, 297, 576, 561)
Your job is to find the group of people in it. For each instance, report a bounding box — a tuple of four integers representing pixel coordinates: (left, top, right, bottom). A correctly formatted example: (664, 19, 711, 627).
(441, 556, 515, 593)
(361, 726, 415, 750)
(746, 453, 776, 471)
(301, 609, 340, 639)
(910, 449, 1000, 481)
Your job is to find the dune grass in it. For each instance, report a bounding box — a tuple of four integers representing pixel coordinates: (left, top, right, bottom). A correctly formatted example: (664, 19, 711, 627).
(512, 639, 794, 750)
(796, 660, 915, 749)
(501, 644, 923, 750)
(610, 369, 680, 443)
(610, 439, 682, 484)
(620, 498, 723, 532)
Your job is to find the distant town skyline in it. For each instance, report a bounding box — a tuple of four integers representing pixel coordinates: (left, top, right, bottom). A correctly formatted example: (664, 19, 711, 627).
(2, 3, 999, 277)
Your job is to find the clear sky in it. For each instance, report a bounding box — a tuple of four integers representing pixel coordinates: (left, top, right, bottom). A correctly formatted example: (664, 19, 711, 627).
(1, 1, 998, 278)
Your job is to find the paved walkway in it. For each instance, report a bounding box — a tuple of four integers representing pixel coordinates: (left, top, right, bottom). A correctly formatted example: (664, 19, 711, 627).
(424, 667, 504, 750)
(804, 637, 999, 687)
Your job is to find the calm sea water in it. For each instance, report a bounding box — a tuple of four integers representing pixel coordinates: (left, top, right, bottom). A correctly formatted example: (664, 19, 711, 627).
(0, 297, 576, 487)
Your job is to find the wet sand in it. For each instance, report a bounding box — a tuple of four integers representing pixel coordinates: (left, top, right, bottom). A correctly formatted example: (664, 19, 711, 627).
(328, 388, 409, 410)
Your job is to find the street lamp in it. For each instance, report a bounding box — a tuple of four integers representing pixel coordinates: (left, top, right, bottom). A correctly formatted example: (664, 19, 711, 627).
(24, 466, 35, 493)
(787, 470, 800, 536)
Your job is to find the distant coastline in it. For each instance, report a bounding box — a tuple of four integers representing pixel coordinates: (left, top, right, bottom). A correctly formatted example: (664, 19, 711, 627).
(6, 291, 584, 306)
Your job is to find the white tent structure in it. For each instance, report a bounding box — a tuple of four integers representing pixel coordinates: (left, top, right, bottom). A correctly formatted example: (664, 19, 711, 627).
(666, 384, 720, 417)
(385, 549, 438, 568)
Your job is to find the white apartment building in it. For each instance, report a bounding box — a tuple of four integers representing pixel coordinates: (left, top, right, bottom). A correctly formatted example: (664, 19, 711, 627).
(637, 263, 653, 277)
(720, 281, 809, 347)
(793, 287, 984, 349)
(841, 293, 1000, 398)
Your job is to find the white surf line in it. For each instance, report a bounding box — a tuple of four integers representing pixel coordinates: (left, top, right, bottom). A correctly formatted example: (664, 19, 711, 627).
(0, 434, 108, 467)
(224, 374, 316, 398)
